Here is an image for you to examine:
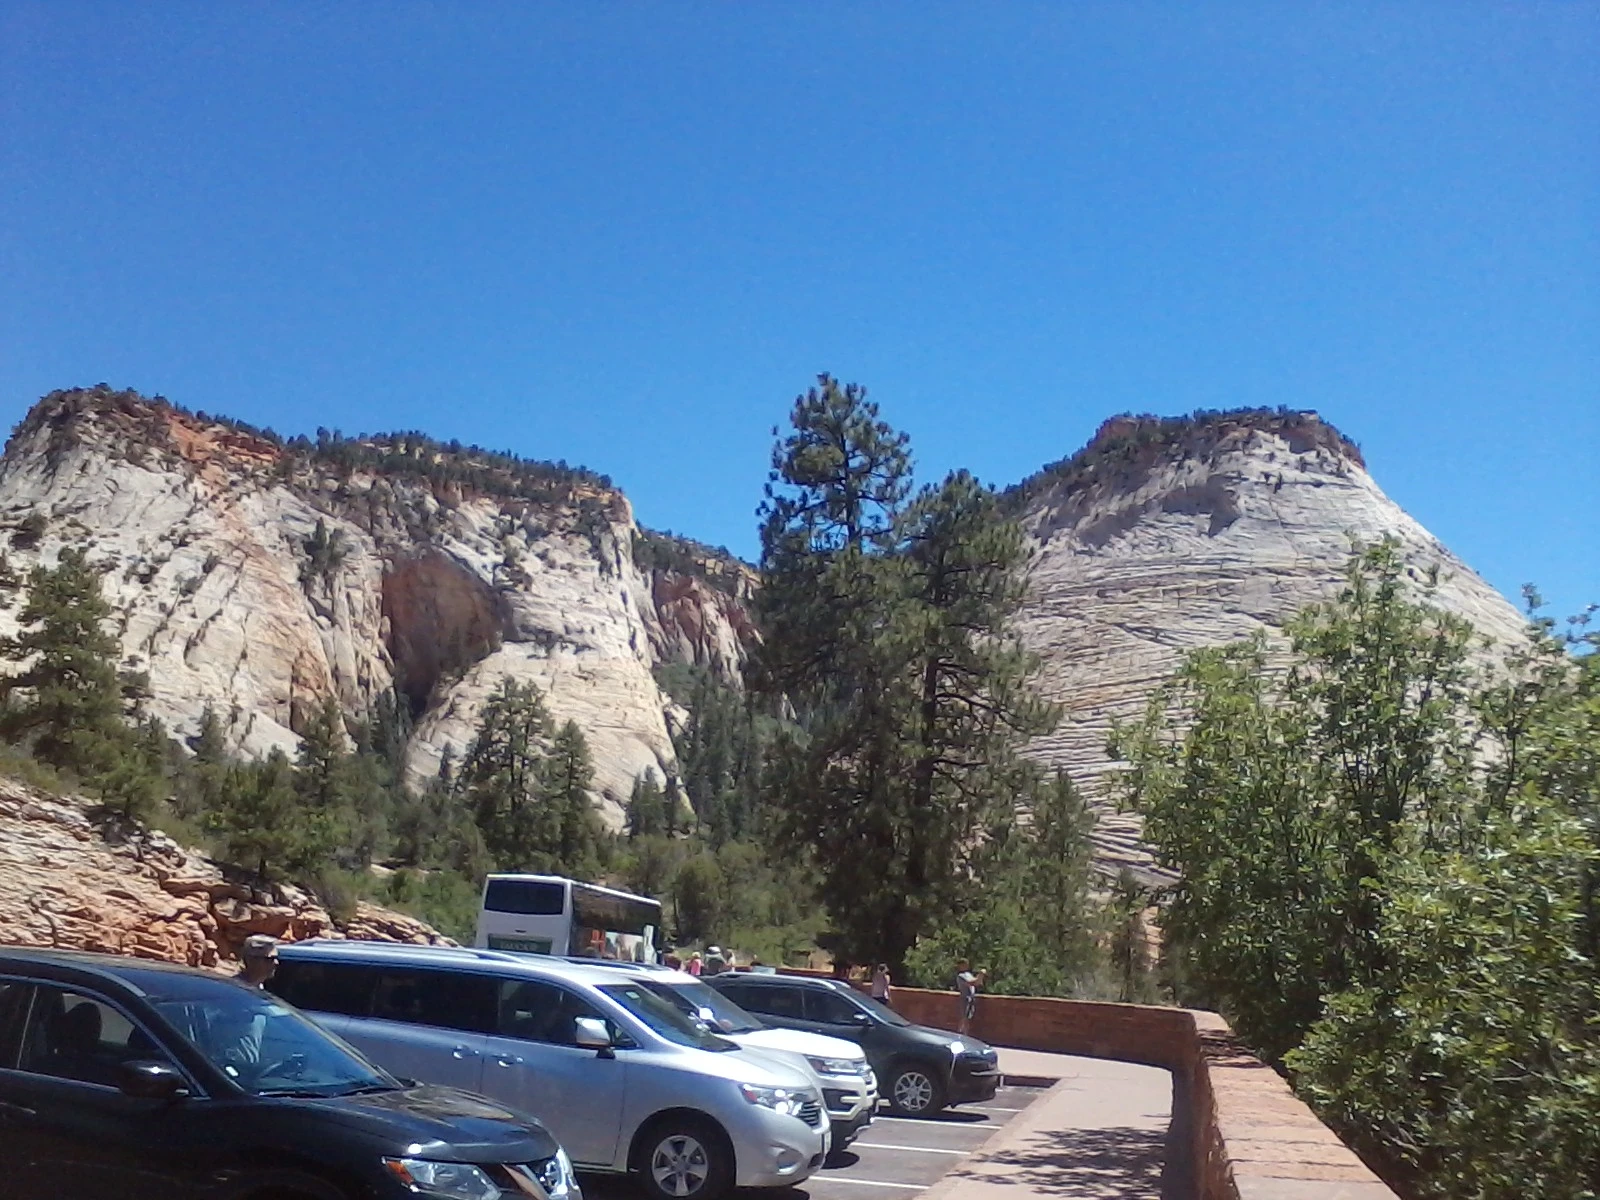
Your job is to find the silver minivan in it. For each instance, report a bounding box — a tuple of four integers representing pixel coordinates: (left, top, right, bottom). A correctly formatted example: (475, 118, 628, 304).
(272, 941, 828, 1200)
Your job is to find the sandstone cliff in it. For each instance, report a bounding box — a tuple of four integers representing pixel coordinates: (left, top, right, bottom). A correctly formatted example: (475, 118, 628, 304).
(0, 389, 754, 825)
(0, 391, 1532, 882)
(0, 775, 448, 968)
(1011, 410, 1529, 879)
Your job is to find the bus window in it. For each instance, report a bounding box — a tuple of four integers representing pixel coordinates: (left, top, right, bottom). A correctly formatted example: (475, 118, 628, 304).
(483, 879, 567, 915)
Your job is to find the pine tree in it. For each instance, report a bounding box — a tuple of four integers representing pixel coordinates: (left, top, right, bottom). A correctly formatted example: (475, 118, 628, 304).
(205, 750, 303, 880)
(294, 694, 353, 867)
(458, 677, 555, 868)
(626, 771, 667, 839)
(756, 385, 1062, 973)
(0, 548, 129, 773)
(0, 548, 167, 818)
(544, 720, 602, 870)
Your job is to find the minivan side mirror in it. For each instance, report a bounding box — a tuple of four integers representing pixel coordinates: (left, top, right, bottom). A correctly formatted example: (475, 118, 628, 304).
(849, 1010, 873, 1026)
(118, 1060, 190, 1101)
(574, 1017, 614, 1056)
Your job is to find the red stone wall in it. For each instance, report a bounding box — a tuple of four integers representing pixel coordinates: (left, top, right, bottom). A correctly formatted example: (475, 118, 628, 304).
(871, 984, 1399, 1200)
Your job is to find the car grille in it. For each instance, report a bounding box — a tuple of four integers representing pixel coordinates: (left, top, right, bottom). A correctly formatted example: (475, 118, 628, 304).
(799, 1098, 824, 1127)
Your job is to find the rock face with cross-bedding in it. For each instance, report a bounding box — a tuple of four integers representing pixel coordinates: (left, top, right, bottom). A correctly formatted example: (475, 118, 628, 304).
(1011, 411, 1528, 878)
(0, 392, 1527, 878)
(0, 388, 754, 827)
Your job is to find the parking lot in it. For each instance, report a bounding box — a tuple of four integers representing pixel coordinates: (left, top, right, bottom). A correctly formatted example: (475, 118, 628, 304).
(579, 1085, 1046, 1200)
(795, 1085, 1043, 1200)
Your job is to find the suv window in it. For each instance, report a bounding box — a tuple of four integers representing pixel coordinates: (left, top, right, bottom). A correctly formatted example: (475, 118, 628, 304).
(0, 979, 32, 1067)
(804, 987, 863, 1025)
(17, 987, 172, 1087)
(371, 969, 496, 1034)
(270, 960, 379, 1017)
(494, 979, 604, 1046)
(732, 984, 804, 1020)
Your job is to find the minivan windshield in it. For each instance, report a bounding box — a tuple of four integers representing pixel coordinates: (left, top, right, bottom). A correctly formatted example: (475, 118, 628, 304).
(598, 983, 737, 1052)
(156, 989, 397, 1097)
(645, 978, 762, 1035)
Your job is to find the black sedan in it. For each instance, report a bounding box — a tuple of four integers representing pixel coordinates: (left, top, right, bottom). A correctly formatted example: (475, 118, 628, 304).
(707, 973, 999, 1116)
(0, 947, 578, 1200)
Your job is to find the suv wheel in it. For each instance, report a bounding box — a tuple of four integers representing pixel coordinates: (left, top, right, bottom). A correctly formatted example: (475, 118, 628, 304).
(636, 1116, 732, 1200)
(887, 1064, 945, 1116)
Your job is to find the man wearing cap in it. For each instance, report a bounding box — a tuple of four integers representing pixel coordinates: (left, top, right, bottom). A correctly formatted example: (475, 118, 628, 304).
(221, 936, 279, 1071)
(240, 935, 280, 987)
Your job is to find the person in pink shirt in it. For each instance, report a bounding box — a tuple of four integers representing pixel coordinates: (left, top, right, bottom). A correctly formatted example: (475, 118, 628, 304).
(686, 951, 703, 976)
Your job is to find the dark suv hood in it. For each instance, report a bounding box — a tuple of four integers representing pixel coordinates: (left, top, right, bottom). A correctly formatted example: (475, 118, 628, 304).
(296, 1086, 560, 1162)
(903, 1024, 995, 1055)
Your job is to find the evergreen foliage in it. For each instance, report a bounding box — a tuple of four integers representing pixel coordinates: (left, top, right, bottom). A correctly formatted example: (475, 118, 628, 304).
(754, 376, 1087, 975)
(0, 548, 165, 818)
(1113, 542, 1599, 1198)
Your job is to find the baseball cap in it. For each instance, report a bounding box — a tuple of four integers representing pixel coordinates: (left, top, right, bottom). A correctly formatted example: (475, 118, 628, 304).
(242, 935, 280, 959)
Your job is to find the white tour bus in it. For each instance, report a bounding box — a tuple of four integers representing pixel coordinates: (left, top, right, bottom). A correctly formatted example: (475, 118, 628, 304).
(475, 873, 662, 962)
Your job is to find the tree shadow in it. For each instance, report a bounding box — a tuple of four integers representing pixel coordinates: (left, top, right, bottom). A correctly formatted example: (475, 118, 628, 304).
(955, 1123, 1170, 1200)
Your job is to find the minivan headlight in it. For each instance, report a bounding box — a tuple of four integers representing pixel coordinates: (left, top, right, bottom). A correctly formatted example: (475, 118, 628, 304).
(739, 1082, 806, 1117)
(806, 1055, 864, 1078)
(383, 1158, 502, 1200)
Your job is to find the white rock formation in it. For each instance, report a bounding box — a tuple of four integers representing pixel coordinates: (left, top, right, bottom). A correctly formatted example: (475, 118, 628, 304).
(1013, 413, 1530, 879)
(0, 390, 751, 826)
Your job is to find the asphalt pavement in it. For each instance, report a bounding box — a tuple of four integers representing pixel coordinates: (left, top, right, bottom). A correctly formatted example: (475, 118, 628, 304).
(794, 1086, 1044, 1200)
(579, 1086, 1046, 1200)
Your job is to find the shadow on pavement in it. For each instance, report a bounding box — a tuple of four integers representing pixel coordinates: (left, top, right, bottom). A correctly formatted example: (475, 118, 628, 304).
(960, 1124, 1168, 1200)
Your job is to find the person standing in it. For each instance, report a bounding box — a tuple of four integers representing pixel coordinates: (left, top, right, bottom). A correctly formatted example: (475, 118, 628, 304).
(239, 935, 279, 988)
(686, 951, 703, 976)
(954, 959, 985, 1035)
(220, 936, 279, 1073)
(870, 963, 892, 1007)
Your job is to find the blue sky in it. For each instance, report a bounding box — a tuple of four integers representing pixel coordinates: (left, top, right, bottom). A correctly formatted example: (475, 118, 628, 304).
(2, 4, 1595, 618)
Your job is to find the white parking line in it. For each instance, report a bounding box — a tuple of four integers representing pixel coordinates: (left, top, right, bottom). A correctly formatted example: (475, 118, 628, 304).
(872, 1115, 992, 1126)
(813, 1179, 926, 1189)
(850, 1142, 967, 1155)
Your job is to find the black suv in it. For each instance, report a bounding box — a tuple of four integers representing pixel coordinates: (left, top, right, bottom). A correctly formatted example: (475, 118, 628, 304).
(706, 973, 999, 1116)
(0, 947, 579, 1200)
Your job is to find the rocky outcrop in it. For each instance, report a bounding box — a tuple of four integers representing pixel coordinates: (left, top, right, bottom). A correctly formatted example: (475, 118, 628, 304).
(1011, 411, 1529, 880)
(0, 389, 756, 825)
(0, 776, 450, 969)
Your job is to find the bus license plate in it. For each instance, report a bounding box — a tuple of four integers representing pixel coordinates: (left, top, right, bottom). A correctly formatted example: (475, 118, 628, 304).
(487, 936, 554, 954)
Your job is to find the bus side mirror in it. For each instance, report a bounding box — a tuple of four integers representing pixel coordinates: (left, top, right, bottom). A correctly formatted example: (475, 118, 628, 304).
(575, 1017, 614, 1056)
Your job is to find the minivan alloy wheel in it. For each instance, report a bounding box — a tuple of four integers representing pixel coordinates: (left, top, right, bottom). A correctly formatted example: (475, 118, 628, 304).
(651, 1132, 711, 1197)
(891, 1068, 937, 1114)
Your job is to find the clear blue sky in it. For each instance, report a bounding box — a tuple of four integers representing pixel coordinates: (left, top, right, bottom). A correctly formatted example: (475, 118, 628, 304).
(2, 4, 1595, 618)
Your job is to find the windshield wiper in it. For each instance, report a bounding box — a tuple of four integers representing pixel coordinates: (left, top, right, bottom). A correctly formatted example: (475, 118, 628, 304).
(258, 1087, 337, 1098)
(338, 1083, 400, 1095)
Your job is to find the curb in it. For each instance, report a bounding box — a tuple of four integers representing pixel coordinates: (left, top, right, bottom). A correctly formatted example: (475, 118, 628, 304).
(998, 1073, 1058, 1089)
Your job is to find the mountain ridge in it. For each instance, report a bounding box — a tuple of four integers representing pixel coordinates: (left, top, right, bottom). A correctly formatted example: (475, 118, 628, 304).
(0, 387, 1530, 874)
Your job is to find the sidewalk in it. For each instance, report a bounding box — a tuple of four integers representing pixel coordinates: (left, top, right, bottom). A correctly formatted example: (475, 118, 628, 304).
(928, 1048, 1178, 1200)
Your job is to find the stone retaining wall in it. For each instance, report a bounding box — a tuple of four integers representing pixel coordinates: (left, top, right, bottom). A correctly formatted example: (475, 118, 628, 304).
(877, 985, 1398, 1200)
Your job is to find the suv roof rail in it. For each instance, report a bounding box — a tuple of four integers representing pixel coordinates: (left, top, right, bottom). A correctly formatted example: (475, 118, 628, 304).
(283, 939, 527, 965)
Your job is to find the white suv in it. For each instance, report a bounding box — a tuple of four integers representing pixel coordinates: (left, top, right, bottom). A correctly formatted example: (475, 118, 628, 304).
(604, 965, 878, 1148)
(272, 941, 828, 1200)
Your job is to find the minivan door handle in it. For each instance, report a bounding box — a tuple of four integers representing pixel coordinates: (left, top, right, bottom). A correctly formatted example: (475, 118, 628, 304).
(494, 1054, 524, 1068)
(452, 1044, 480, 1060)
